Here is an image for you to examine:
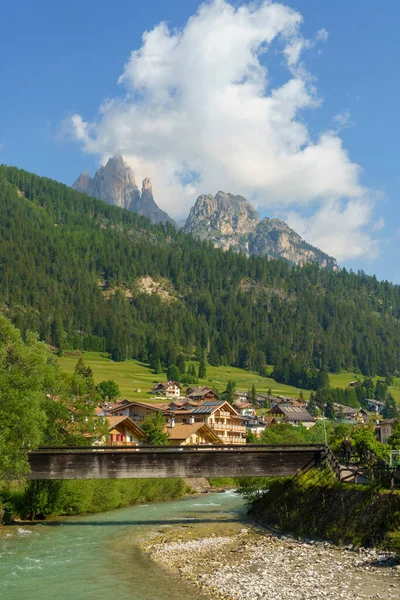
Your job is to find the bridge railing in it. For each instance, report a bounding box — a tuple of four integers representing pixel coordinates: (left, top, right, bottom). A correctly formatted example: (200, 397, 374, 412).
(31, 443, 325, 453)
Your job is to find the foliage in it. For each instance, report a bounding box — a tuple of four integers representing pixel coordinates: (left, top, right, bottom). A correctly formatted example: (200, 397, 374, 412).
(225, 379, 236, 403)
(7, 478, 188, 520)
(198, 349, 207, 379)
(97, 379, 120, 401)
(387, 420, 400, 449)
(166, 364, 181, 382)
(0, 315, 57, 478)
(244, 469, 400, 551)
(140, 412, 170, 445)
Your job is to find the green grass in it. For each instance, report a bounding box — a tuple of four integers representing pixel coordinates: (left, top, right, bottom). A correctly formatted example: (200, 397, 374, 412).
(57, 352, 311, 402)
(57, 351, 400, 404)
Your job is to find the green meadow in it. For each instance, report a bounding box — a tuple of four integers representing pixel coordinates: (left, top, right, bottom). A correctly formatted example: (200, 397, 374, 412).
(57, 352, 311, 402)
(57, 351, 400, 404)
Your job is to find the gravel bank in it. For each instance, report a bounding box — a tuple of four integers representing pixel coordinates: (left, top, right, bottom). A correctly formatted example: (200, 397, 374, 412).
(142, 526, 399, 600)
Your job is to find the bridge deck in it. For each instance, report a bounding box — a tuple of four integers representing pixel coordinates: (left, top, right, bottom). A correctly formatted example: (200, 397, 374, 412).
(27, 444, 325, 480)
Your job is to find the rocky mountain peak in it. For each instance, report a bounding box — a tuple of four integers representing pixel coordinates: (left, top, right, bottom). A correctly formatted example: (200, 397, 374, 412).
(142, 177, 152, 192)
(72, 156, 173, 225)
(184, 190, 338, 270)
(184, 191, 259, 246)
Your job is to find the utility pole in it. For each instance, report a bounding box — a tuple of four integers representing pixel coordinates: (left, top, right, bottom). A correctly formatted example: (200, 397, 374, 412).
(322, 403, 328, 446)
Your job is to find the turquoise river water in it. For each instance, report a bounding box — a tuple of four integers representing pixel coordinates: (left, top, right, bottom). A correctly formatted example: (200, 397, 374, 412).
(0, 491, 246, 600)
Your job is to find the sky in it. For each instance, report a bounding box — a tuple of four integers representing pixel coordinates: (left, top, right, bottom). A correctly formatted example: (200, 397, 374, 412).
(1, 0, 399, 282)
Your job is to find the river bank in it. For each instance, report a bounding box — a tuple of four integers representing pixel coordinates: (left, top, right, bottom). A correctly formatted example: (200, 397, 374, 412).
(141, 520, 399, 600)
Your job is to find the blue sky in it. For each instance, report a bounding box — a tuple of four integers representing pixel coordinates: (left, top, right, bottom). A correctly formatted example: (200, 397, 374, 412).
(1, 0, 399, 281)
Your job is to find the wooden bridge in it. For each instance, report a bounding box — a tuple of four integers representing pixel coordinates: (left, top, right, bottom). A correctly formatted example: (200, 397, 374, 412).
(27, 444, 325, 480)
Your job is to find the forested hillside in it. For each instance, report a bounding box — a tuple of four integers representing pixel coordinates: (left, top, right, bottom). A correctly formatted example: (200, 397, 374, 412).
(1, 164, 400, 378)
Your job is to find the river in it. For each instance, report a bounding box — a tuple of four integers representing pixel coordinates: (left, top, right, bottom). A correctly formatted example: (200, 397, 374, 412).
(0, 490, 246, 600)
(1, 490, 398, 600)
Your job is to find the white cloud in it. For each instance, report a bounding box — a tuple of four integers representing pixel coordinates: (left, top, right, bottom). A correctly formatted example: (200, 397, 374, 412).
(285, 198, 379, 262)
(67, 0, 380, 262)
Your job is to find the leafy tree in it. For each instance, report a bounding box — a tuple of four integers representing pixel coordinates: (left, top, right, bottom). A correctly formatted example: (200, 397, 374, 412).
(246, 431, 258, 444)
(97, 379, 120, 402)
(383, 394, 399, 419)
(167, 364, 181, 382)
(154, 358, 162, 375)
(387, 421, 400, 449)
(140, 413, 170, 446)
(0, 317, 58, 478)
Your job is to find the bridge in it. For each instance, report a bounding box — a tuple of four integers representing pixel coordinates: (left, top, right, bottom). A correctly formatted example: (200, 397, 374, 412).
(27, 444, 325, 480)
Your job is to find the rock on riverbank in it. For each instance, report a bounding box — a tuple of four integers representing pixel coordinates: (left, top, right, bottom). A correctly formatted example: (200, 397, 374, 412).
(142, 526, 399, 600)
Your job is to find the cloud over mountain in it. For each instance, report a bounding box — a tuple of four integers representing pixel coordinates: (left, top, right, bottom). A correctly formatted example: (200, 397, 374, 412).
(68, 0, 380, 262)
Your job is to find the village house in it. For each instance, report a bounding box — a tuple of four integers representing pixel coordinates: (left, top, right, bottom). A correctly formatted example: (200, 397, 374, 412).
(241, 415, 275, 438)
(379, 418, 397, 444)
(233, 401, 257, 417)
(166, 400, 247, 444)
(333, 404, 369, 424)
(99, 416, 145, 446)
(185, 387, 218, 402)
(151, 381, 181, 398)
(366, 399, 385, 415)
(108, 400, 167, 422)
(165, 420, 223, 445)
(268, 405, 316, 428)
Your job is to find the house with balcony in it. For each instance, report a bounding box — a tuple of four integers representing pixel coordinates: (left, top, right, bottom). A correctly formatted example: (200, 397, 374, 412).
(185, 387, 218, 402)
(151, 381, 182, 398)
(165, 419, 223, 445)
(108, 400, 167, 422)
(366, 399, 385, 415)
(101, 416, 145, 446)
(166, 400, 246, 444)
(268, 405, 316, 428)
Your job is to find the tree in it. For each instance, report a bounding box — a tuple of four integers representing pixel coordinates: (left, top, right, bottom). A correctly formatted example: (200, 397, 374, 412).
(176, 354, 186, 375)
(154, 358, 162, 375)
(167, 364, 181, 382)
(387, 421, 400, 449)
(97, 379, 120, 402)
(140, 413, 170, 445)
(75, 357, 93, 379)
(198, 348, 207, 379)
(0, 316, 56, 478)
(307, 392, 317, 417)
(383, 393, 399, 419)
(317, 367, 330, 390)
(225, 380, 236, 403)
(246, 431, 258, 444)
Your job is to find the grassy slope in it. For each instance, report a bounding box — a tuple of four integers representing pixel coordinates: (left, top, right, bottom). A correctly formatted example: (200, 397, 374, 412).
(58, 351, 400, 403)
(58, 352, 311, 402)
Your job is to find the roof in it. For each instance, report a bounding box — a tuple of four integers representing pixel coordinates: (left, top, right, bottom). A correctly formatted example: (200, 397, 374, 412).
(108, 400, 167, 414)
(186, 387, 217, 398)
(270, 406, 315, 422)
(153, 381, 182, 389)
(104, 416, 146, 438)
(165, 422, 223, 443)
(380, 418, 398, 426)
(367, 399, 385, 406)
